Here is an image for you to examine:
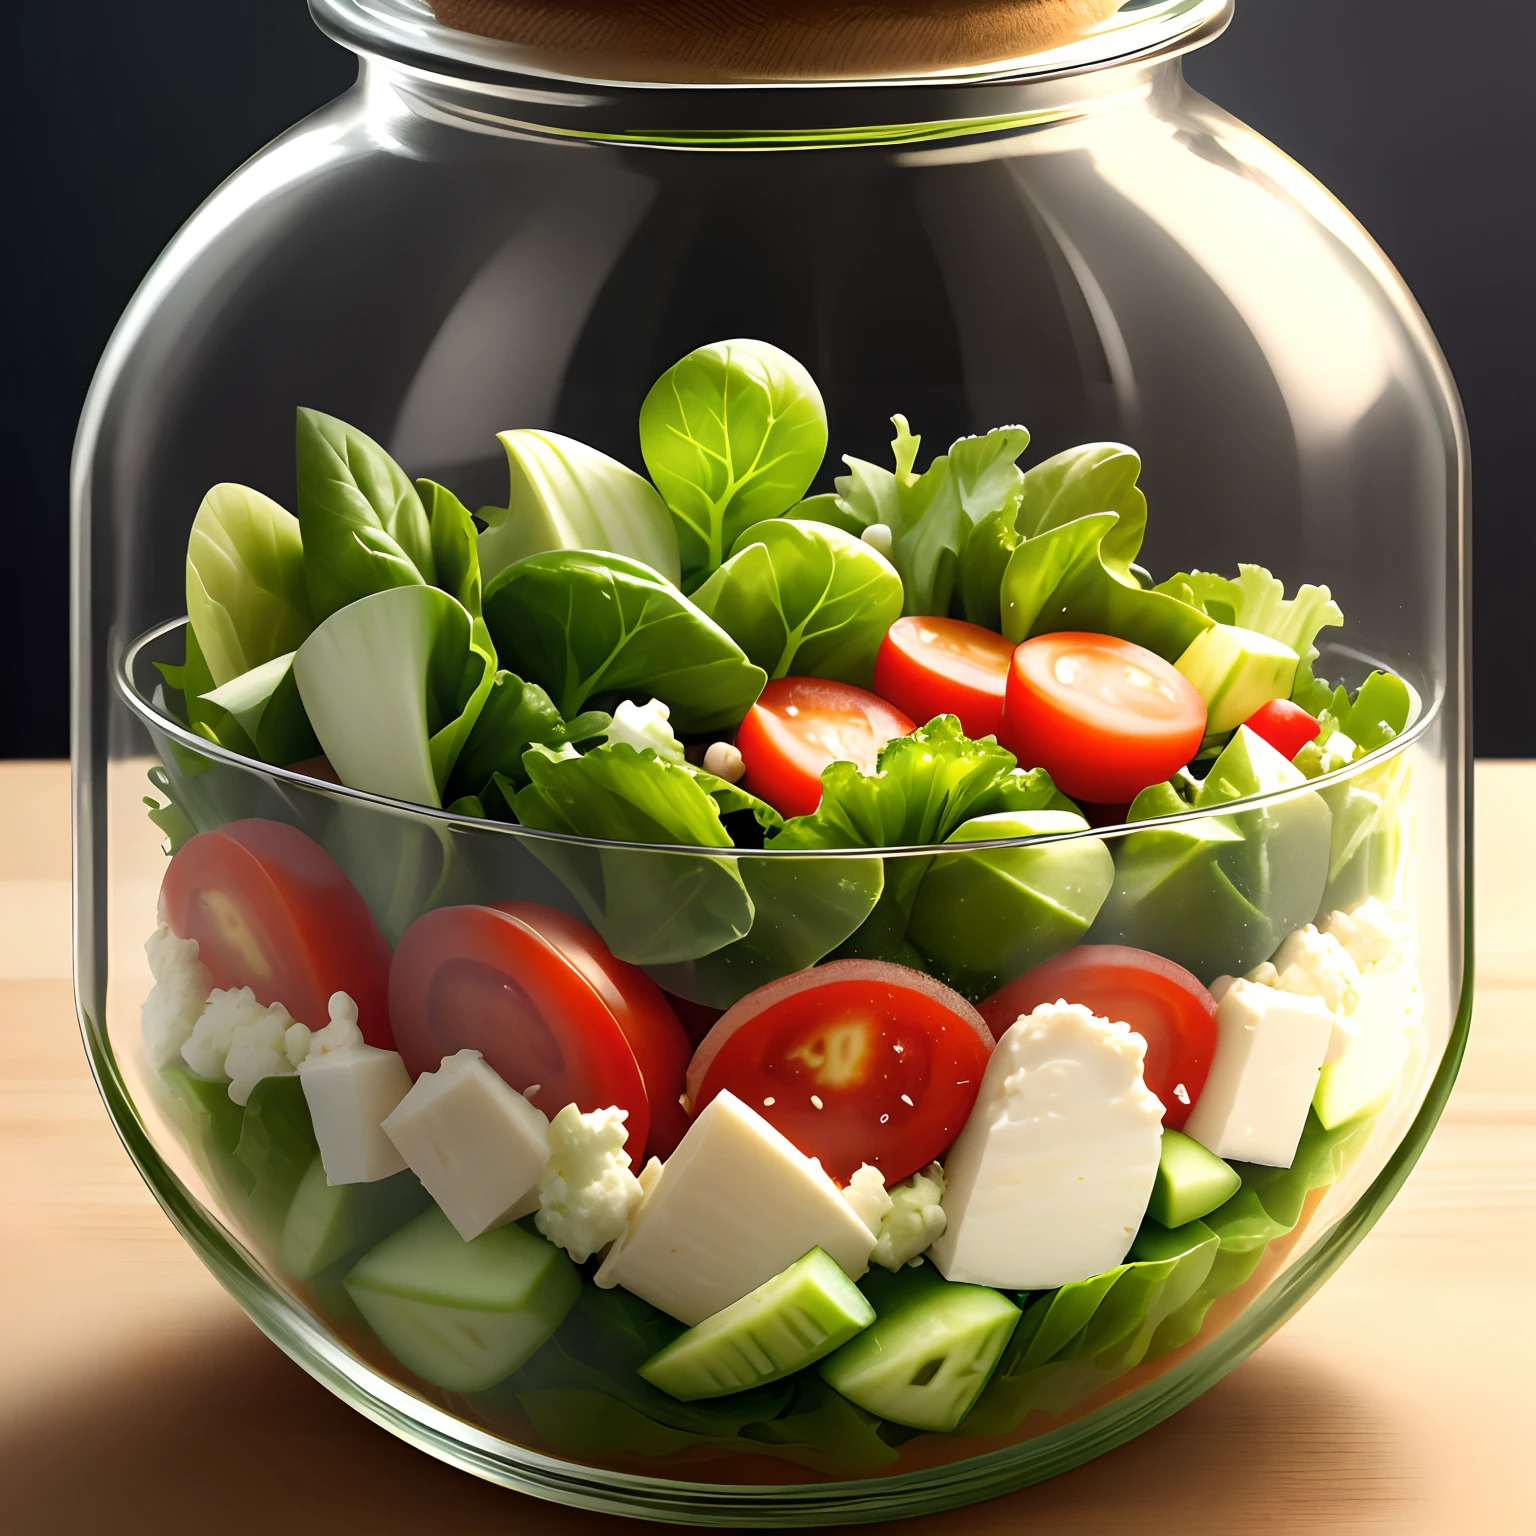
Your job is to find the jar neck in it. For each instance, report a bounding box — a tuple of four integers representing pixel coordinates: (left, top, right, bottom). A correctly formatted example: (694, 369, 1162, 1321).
(313, 0, 1228, 147)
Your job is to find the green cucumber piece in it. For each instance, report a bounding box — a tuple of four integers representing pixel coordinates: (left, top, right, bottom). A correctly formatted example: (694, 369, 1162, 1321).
(639, 1248, 875, 1401)
(1175, 623, 1298, 736)
(819, 1266, 1020, 1432)
(345, 1206, 581, 1392)
(278, 1155, 432, 1281)
(1149, 1130, 1242, 1228)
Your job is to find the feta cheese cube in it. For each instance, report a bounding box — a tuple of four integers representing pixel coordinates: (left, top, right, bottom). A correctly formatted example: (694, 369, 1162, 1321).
(1320, 897, 1402, 969)
(382, 1050, 549, 1240)
(929, 1002, 1164, 1291)
(1270, 924, 1361, 1015)
(536, 1104, 645, 1262)
(1183, 979, 1333, 1167)
(594, 1091, 876, 1325)
(842, 1164, 893, 1237)
(299, 1018, 412, 1185)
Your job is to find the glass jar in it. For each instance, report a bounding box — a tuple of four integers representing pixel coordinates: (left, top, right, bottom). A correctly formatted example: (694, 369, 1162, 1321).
(72, 0, 1471, 1522)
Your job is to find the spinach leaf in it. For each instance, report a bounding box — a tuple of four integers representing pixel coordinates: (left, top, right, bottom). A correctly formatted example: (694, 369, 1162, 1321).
(186, 483, 313, 688)
(292, 585, 495, 808)
(691, 517, 903, 688)
(296, 408, 435, 622)
(444, 670, 608, 811)
(835, 417, 1031, 617)
(157, 623, 257, 760)
(478, 430, 681, 588)
(483, 549, 766, 735)
(201, 651, 320, 767)
(417, 478, 483, 618)
(639, 339, 828, 587)
(1016, 442, 1148, 564)
(513, 743, 754, 965)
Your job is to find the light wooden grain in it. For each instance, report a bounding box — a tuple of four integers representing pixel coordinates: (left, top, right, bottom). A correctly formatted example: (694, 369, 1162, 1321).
(0, 761, 1530, 1534)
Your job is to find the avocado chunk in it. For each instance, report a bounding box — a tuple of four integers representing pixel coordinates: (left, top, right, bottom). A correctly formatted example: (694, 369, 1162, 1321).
(1176, 623, 1299, 737)
(1148, 1131, 1242, 1229)
(906, 810, 1115, 998)
(638, 1248, 875, 1401)
(279, 1155, 431, 1281)
(818, 1265, 1020, 1432)
(345, 1205, 580, 1392)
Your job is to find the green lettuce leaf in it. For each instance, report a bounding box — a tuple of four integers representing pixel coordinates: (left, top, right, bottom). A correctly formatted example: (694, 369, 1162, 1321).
(477, 430, 681, 588)
(292, 585, 495, 808)
(1156, 564, 1343, 674)
(484, 549, 766, 735)
(691, 517, 902, 687)
(156, 623, 257, 761)
(417, 478, 483, 618)
(296, 408, 435, 622)
(834, 417, 1030, 617)
(185, 483, 313, 688)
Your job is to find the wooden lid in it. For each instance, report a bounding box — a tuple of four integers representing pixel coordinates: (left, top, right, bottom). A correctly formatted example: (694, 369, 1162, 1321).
(429, 0, 1123, 83)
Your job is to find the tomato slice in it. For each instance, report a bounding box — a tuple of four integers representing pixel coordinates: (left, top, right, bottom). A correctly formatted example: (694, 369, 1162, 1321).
(736, 677, 915, 819)
(1244, 698, 1323, 762)
(1000, 632, 1206, 804)
(491, 902, 691, 1158)
(873, 616, 1015, 740)
(390, 905, 651, 1156)
(160, 819, 394, 1047)
(686, 960, 994, 1184)
(979, 945, 1217, 1130)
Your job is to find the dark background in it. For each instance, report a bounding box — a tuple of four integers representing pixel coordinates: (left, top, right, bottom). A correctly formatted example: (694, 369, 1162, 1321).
(11, 0, 1533, 758)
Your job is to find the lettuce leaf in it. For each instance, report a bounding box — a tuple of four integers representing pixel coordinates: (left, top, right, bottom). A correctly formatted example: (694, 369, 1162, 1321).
(835, 417, 1030, 616)
(1158, 564, 1342, 663)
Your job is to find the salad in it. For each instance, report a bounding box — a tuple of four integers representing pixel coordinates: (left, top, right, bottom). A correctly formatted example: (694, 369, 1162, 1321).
(136, 338, 1425, 1474)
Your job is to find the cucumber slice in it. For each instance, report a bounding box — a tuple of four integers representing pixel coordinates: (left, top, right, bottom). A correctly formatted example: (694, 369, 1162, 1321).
(345, 1206, 581, 1392)
(1149, 1130, 1242, 1229)
(279, 1155, 431, 1281)
(818, 1266, 1020, 1432)
(639, 1248, 875, 1401)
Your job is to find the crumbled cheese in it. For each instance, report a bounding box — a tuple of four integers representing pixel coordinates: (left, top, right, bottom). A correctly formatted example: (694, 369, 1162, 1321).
(536, 1104, 645, 1263)
(841, 1164, 893, 1237)
(871, 1162, 948, 1271)
(860, 523, 893, 556)
(306, 992, 365, 1057)
(1270, 924, 1362, 1016)
(181, 986, 296, 1091)
(604, 699, 685, 764)
(140, 924, 213, 1070)
(702, 741, 746, 783)
(1321, 897, 1402, 969)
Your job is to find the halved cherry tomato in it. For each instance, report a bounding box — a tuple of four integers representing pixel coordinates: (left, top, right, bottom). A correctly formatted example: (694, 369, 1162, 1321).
(160, 819, 393, 1047)
(1244, 698, 1322, 762)
(979, 945, 1217, 1130)
(491, 902, 691, 1158)
(686, 960, 994, 1184)
(736, 677, 915, 819)
(1000, 632, 1206, 804)
(873, 616, 1016, 740)
(390, 905, 652, 1156)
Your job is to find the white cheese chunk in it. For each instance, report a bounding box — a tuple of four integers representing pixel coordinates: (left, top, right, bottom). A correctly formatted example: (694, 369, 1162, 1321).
(929, 1002, 1164, 1291)
(842, 1164, 893, 1236)
(140, 924, 214, 1070)
(604, 698, 685, 763)
(1320, 897, 1402, 969)
(381, 1049, 549, 1240)
(594, 1091, 875, 1325)
(1184, 979, 1333, 1167)
(1313, 940, 1422, 1130)
(871, 1163, 947, 1271)
(536, 1104, 645, 1263)
(1270, 924, 1362, 1016)
(299, 1018, 413, 1185)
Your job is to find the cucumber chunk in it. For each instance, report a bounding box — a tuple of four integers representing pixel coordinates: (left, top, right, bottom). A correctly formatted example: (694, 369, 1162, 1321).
(279, 1155, 432, 1281)
(639, 1248, 875, 1401)
(1149, 1129, 1242, 1229)
(345, 1206, 581, 1392)
(818, 1266, 1020, 1432)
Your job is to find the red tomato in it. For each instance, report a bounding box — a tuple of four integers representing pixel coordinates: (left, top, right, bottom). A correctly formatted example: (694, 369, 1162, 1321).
(390, 905, 651, 1156)
(1000, 632, 1206, 803)
(980, 945, 1217, 1130)
(686, 960, 994, 1184)
(873, 617, 1016, 740)
(160, 819, 393, 1047)
(491, 902, 691, 1158)
(736, 677, 915, 819)
(1244, 698, 1323, 761)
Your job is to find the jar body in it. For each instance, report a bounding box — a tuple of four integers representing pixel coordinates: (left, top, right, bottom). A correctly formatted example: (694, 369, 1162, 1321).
(73, 36, 1470, 1524)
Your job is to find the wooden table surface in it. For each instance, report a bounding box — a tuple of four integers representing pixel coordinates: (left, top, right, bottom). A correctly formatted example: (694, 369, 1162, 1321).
(2, 761, 1531, 1534)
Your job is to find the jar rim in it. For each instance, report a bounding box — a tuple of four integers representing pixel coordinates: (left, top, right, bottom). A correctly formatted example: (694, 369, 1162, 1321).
(310, 0, 1229, 95)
